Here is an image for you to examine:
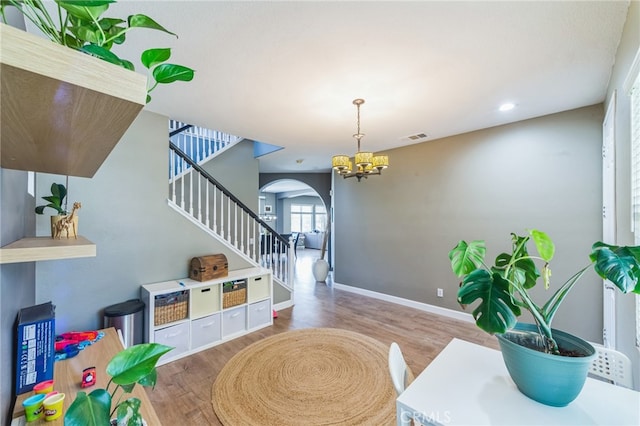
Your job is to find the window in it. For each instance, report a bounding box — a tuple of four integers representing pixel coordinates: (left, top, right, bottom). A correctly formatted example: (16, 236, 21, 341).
(628, 50, 640, 348)
(632, 71, 640, 238)
(291, 204, 313, 232)
(315, 205, 327, 232)
(290, 203, 327, 233)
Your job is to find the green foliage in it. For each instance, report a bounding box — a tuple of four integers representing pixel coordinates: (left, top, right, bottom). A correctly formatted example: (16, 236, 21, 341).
(64, 389, 111, 426)
(107, 343, 171, 386)
(457, 269, 520, 334)
(449, 240, 486, 276)
(449, 229, 640, 354)
(64, 343, 173, 426)
(34, 182, 67, 215)
(0, 0, 194, 104)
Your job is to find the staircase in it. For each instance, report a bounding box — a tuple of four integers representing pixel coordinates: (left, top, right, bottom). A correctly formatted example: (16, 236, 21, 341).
(169, 120, 243, 174)
(167, 122, 294, 294)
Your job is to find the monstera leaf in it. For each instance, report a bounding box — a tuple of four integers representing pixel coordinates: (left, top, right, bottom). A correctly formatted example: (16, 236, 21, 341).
(64, 389, 111, 426)
(107, 343, 172, 386)
(591, 243, 640, 294)
(115, 398, 143, 426)
(449, 240, 486, 277)
(495, 251, 540, 290)
(458, 269, 521, 334)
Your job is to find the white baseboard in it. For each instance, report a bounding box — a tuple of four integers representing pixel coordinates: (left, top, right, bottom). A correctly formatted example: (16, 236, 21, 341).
(332, 281, 474, 323)
(273, 300, 294, 312)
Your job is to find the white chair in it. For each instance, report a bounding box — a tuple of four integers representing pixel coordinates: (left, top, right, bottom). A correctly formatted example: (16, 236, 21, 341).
(389, 342, 411, 395)
(588, 343, 633, 388)
(117, 328, 127, 349)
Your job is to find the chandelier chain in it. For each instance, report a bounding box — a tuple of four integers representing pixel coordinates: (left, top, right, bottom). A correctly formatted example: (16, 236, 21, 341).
(353, 98, 364, 150)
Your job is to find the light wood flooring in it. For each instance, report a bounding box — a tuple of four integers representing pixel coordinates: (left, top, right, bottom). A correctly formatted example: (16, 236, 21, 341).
(146, 248, 498, 425)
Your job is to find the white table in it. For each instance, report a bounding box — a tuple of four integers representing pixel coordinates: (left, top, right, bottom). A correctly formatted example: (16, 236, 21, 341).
(397, 338, 640, 425)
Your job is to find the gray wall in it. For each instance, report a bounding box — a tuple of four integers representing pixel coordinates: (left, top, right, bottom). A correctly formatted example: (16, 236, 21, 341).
(605, 0, 640, 389)
(0, 169, 35, 423)
(34, 111, 256, 333)
(334, 105, 604, 342)
(2, 10, 34, 420)
(202, 140, 259, 214)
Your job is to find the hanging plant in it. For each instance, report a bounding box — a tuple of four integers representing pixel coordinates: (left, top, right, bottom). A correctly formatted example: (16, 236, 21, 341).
(0, 0, 195, 103)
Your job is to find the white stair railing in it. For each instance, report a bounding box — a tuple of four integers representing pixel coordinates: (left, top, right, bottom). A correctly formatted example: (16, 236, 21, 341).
(168, 142, 294, 292)
(169, 120, 243, 177)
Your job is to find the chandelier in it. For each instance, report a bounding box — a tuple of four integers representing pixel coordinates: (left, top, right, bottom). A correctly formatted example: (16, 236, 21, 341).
(332, 98, 389, 181)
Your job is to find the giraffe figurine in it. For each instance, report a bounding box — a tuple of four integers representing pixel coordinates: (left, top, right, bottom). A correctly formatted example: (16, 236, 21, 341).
(53, 202, 81, 239)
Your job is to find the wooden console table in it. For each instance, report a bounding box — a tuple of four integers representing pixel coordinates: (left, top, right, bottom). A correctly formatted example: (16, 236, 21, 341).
(11, 327, 161, 425)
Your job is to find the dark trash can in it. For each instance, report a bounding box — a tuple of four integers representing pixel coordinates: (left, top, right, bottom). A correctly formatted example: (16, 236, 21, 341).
(103, 299, 145, 348)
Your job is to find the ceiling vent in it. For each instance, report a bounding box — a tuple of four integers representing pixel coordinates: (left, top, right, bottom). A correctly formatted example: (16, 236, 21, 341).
(402, 133, 429, 142)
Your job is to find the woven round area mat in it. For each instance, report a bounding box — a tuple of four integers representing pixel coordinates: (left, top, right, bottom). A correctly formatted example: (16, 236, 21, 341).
(212, 328, 397, 425)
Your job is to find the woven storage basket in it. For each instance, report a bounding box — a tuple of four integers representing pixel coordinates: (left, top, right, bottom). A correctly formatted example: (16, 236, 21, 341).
(223, 281, 247, 309)
(154, 290, 189, 326)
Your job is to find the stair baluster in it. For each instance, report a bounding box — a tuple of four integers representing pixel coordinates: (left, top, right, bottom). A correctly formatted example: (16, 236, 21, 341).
(168, 140, 294, 293)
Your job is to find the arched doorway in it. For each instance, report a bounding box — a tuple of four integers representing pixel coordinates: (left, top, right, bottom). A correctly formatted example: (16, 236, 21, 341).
(259, 180, 327, 235)
(259, 179, 330, 283)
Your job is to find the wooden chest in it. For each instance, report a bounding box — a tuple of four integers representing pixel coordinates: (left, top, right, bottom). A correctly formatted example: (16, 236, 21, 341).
(189, 254, 228, 281)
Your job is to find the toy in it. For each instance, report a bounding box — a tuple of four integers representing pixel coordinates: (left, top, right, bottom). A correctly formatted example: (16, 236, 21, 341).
(81, 367, 96, 388)
(54, 330, 104, 361)
(59, 331, 98, 341)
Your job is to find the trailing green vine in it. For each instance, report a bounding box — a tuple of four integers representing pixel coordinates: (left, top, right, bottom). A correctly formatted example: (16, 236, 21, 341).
(1, 0, 194, 103)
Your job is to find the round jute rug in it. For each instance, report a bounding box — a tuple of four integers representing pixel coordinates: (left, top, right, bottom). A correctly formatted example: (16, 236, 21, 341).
(212, 328, 398, 425)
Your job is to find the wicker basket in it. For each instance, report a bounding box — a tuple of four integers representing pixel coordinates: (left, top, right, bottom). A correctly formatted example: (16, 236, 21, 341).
(154, 290, 189, 326)
(223, 281, 247, 309)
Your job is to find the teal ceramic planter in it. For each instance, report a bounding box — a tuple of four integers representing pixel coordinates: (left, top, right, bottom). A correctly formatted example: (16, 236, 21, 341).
(496, 323, 596, 407)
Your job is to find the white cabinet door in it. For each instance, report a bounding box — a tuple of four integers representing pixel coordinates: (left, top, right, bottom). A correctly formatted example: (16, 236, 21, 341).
(248, 275, 270, 302)
(191, 284, 221, 319)
(154, 322, 190, 359)
(191, 313, 221, 349)
(248, 299, 271, 329)
(222, 306, 247, 337)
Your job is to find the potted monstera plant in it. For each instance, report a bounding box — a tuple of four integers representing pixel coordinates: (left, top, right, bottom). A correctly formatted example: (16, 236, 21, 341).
(65, 342, 173, 426)
(449, 229, 640, 406)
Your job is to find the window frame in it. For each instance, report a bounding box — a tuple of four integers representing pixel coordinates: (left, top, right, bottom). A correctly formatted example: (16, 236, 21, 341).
(625, 48, 640, 349)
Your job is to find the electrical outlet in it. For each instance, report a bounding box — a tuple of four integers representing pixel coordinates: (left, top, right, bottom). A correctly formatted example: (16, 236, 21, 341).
(437, 288, 444, 298)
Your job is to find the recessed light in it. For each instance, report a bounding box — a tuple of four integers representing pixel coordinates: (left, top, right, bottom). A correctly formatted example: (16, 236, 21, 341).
(499, 103, 515, 112)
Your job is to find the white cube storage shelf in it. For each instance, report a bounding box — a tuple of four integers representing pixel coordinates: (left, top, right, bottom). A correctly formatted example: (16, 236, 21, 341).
(141, 267, 272, 365)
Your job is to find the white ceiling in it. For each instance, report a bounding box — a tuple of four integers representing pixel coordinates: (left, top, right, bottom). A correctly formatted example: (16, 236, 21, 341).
(104, 0, 630, 173)
(261, 180, 317, 196)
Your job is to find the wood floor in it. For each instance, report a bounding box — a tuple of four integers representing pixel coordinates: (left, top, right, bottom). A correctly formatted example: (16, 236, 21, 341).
(146, 249, 498, 425)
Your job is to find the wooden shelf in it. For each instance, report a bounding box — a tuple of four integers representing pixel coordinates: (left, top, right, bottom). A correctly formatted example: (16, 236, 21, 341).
(0, 23, 147, 178)
(0, 236, 96, 264)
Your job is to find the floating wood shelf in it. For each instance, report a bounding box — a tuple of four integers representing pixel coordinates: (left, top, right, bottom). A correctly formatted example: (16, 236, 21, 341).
(0, 23, 147, 178)
(0, 236, 96, 264)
